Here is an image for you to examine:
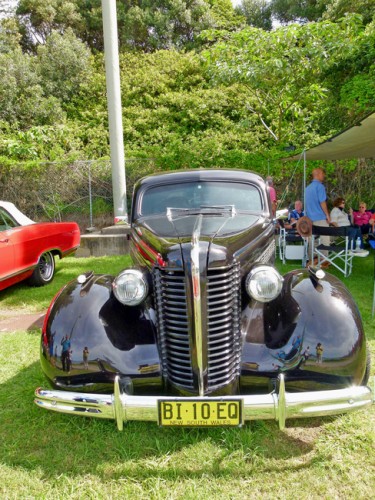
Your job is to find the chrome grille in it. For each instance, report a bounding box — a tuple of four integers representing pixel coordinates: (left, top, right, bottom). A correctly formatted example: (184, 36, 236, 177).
(206, 265, 241, 390)
(153, 263, 241, 393)
(153, 269, 194, 389)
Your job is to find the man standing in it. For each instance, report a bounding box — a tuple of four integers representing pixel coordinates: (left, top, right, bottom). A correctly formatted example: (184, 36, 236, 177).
(305, 168, 331, 267)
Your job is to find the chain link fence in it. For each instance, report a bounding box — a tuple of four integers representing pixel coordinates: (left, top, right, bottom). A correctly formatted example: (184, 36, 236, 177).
(1, 157, 373, 232)
(0, 158, 157, 231)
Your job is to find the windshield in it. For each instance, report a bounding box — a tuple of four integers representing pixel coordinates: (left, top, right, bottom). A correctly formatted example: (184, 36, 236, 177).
(139, 181, 263, 217)
(0, 208, 19, 231)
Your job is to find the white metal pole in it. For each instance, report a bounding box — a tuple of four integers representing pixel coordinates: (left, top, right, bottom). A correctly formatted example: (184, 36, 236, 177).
(303, 149, 306, 210)
(101, 0, 128, 223)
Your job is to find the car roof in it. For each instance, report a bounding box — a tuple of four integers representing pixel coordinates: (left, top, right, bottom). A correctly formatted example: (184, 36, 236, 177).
(135, 169, 265, 189)
(0, 201, 35, 225)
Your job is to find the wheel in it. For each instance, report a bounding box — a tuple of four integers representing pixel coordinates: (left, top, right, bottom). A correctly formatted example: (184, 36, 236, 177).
(28, 251, 55, 286)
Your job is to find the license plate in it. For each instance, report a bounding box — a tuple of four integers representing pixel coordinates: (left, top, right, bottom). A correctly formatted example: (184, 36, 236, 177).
(158, 399, 242, 427)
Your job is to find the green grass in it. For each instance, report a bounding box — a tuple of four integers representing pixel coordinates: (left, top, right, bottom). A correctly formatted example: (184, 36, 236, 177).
(0, 253, 374, 498)
(0, 255, 132, 312)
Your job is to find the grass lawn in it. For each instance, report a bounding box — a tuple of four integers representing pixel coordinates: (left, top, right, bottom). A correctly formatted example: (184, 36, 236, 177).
(0, 253, 374, 498)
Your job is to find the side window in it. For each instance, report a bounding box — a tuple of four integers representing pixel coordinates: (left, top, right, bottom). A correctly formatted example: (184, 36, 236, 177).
(0, 208, 19, 231)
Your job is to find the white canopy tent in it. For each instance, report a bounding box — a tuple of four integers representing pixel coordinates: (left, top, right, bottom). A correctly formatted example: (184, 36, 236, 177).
(286, 110, 375, 316)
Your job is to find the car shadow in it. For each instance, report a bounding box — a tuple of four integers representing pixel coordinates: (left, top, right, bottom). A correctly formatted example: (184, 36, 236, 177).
(0, 358, 335, 480)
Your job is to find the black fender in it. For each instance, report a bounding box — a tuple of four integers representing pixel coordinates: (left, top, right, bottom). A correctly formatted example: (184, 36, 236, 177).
(40, 274, 162, 392)
(240, 269, 367, 391)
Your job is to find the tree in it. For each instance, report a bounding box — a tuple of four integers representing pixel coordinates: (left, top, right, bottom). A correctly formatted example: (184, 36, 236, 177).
(269, 0, 325, 24)
(15, 0, 241, 53)
(16, 0, 83, 50)
(206, 18, 364, 150)
(0, 46, 63, 125)
(269, 0, 375, 26)
(37, 28, 92, 102)
(323, 0, 375, 25)
(117, 0, 214, 52)
(0, 17, 22, 53)
(235, 0, 272, 30)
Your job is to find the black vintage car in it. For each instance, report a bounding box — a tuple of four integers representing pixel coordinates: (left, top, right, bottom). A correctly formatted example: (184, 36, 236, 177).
(35, 169, 373, 429)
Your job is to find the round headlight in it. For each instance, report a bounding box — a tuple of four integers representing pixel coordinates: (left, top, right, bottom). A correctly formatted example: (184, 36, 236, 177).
(113, 270, 148, 306)
(245, 265, 283, 303)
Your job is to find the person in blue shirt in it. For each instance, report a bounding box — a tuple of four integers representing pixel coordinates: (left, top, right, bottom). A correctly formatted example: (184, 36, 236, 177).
(305, 168, 331, 267)
(288, 200, 304, 227)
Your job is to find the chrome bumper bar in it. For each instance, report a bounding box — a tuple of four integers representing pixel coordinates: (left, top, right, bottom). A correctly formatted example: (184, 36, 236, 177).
(35, 375, 374, 430)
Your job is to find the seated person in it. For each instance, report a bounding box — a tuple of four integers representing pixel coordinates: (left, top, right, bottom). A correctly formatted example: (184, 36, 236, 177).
(330, 197, 368, 256)
(288, 200, 304, 228)
(370, 212, 375, 236)
(350, 202, 375, 237)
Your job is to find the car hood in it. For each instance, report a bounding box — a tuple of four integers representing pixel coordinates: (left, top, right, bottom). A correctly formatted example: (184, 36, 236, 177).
(132, 211, 271, 268)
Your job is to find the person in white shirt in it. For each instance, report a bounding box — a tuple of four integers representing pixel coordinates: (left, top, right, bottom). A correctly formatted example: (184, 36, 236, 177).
(330, 197, 368, 256)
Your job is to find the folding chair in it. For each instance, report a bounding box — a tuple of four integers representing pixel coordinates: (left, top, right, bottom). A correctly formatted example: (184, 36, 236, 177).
(311, 226, 354, 277)
(279, 227, 308, 266)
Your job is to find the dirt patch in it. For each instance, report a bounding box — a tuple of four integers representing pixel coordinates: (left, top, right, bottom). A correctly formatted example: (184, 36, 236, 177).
(0, 309, 45, 332)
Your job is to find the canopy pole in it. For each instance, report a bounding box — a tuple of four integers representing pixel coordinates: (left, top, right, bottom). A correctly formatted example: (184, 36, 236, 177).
(372, 249, 375, 317)
(303, 150, 306, 210)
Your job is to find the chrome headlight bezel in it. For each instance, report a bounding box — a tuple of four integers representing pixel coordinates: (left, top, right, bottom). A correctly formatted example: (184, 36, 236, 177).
(245, 265, 283, 303)
(113, 269, 149, 306)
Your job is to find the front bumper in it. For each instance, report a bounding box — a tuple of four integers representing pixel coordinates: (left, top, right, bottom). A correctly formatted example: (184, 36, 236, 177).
(35, 374, 374, 430)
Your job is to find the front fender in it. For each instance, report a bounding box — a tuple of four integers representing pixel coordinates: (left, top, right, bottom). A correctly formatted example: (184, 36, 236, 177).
(240, 269, 367, 390)
(40, 274, 162, 392)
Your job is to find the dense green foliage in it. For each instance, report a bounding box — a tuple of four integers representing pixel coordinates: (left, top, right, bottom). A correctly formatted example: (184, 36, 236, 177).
(266, 0, 375, 26)
(0, 1, 374, 201)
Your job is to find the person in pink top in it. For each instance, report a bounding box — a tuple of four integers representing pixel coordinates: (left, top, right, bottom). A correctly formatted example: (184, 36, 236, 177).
(370, 212, 375, 231)
(350, 202, 375, 238)
(266, 176, 277, 216)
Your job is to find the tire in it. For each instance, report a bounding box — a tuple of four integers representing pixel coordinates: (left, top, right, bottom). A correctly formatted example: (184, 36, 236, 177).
(28, 251, 55, 287)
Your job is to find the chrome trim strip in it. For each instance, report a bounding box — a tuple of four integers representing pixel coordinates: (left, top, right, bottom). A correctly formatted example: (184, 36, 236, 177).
(34, 376, 374, 431)
(0, 265, 35, 281)
(258, 239, 276, 264)
(191, 214, 204, 396)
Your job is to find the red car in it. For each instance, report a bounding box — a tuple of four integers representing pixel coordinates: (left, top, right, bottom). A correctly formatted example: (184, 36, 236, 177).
(0, 201, 80, 291)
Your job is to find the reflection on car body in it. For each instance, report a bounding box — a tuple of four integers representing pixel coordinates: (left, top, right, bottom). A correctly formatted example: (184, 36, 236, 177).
(35, 169, 373, 429)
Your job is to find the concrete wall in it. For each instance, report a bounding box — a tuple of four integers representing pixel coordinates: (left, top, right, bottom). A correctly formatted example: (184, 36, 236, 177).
(75, 225, 130, 257)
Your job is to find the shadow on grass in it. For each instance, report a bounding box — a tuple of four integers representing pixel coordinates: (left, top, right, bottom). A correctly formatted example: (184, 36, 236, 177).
(0, 356, 334, 480)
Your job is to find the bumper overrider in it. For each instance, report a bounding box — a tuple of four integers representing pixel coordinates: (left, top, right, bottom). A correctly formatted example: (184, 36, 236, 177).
(34, 374, 375, 430)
